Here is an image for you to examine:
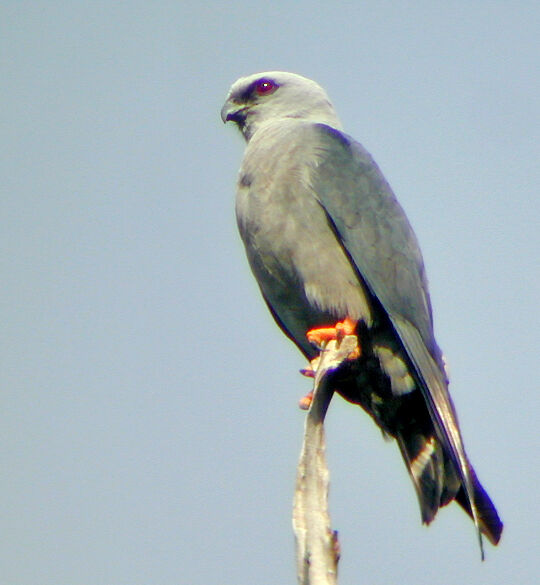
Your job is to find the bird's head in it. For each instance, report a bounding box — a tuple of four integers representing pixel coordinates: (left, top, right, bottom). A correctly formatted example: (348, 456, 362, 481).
(221, 71, 342, 141)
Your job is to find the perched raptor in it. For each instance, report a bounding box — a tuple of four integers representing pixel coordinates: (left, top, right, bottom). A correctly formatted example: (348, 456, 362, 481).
(221, 71, 502, 552)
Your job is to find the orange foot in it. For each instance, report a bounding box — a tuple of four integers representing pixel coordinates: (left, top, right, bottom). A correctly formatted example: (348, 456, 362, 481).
(298, 390, 313, 410)
(299, 317, 361, 410)
(298, 357, 319, 408)
(307, 317, 358, 348)
(299, 355, 321, 378)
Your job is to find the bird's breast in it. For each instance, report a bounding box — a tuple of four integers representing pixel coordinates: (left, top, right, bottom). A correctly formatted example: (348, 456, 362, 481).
(235, 133, 373, 343)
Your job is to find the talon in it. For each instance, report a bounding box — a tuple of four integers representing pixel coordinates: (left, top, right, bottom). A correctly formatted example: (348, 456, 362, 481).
(300, 355, 321, 378)
(298, 390, 313, 410)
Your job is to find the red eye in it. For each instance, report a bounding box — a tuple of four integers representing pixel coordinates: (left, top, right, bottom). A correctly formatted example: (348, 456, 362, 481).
(255, 79, 277, 96)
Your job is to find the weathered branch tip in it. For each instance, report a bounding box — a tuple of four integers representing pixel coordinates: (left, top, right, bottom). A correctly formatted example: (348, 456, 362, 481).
(293, 335, 358, 585)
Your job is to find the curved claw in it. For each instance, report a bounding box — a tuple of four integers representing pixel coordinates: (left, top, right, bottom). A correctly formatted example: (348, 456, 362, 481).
(300, 355, 322, 378)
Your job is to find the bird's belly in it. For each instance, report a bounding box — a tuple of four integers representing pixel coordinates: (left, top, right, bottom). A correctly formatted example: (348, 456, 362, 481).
(237, 180, 373, 355)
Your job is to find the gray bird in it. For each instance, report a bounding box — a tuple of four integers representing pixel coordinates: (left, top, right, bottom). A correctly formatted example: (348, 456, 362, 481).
(221, 71, 502, 553)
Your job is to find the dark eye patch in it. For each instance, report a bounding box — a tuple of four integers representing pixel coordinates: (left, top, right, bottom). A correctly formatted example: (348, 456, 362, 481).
(240, 78, 279, 100)
(254, 79, 277, 95)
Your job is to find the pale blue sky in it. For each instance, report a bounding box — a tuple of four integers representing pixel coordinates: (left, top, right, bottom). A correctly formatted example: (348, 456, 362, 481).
(2, 2, 539, 584)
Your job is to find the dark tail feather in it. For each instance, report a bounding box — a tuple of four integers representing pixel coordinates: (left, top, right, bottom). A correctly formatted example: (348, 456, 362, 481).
(396, 430, 452, 525)
(455, 466, 503, 545)
(397, 427, 503, 547)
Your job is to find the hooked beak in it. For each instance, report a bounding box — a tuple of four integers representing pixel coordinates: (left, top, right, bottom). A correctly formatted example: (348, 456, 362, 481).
(221, 100, 247, 124)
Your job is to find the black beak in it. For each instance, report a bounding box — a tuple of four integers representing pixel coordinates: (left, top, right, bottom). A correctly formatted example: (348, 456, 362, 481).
(221, 102, 247, 125)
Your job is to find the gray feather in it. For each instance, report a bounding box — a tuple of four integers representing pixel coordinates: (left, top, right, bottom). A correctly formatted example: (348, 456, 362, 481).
(223, 71, 502, 551)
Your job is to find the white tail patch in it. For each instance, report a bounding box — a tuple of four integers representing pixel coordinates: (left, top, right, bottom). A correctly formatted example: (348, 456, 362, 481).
(411, 436, 436, 481)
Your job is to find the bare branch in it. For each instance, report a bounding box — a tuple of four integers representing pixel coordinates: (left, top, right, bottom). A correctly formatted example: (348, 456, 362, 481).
(293, 335, 359, 585)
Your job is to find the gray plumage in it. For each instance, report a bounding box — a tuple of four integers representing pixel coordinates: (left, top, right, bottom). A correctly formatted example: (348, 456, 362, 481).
(221, 71, 502, 552)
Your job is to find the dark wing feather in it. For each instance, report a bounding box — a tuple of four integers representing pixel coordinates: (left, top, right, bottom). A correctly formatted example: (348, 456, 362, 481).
(307, 123, 493, 552)
(308, 125, 439, 358)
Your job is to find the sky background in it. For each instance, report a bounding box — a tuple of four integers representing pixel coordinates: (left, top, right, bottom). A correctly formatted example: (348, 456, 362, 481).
(2, 2, 539, 584)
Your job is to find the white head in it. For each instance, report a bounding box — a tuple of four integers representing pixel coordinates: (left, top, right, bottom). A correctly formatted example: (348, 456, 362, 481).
(221, 71, 342, 141)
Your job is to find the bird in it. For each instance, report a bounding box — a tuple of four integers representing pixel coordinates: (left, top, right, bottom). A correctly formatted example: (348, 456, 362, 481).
(221, 71, 502, 554)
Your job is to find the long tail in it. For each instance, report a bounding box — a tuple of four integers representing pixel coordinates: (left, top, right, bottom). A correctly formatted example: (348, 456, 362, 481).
(397, 426, 503, 545)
